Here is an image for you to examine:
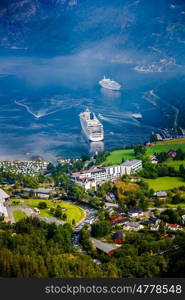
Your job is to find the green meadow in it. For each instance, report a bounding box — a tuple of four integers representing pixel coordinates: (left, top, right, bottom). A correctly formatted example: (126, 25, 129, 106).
(163, 160, 185, 171)
(11, 199, 85, 224)
(144, 177, 185, 191)
(103, 139, 185, 166)
(13, 210, 27, 222)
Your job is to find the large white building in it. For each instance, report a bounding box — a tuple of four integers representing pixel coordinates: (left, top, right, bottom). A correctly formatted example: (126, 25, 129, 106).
(0, 188, 9, 221)
(121, 160, 142, 175)
(73, 177, 97, 191)
(71, 160, 142, 190)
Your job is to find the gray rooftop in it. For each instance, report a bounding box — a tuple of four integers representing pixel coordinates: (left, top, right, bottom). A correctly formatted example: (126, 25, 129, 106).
(125, 222, 141, 228)
(24, 188, 53, 194)
(91, 238, 121, 253)
(121, 160, 142, 167)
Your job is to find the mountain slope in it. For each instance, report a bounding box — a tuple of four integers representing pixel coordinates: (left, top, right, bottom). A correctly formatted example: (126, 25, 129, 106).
(0, 0, 184, 66)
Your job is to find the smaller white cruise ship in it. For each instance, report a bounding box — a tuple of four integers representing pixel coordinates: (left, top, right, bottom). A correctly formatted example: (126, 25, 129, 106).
(99, 76, 121, 90)
(80, 109, 104, 142)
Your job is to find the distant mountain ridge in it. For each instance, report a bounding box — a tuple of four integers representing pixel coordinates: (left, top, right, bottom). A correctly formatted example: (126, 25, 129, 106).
(0, 0, 185, 66)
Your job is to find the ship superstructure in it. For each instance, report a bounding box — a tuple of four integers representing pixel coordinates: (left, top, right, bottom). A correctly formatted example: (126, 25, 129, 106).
(99, 76, 121, 90)
(80, 109, 104, 142)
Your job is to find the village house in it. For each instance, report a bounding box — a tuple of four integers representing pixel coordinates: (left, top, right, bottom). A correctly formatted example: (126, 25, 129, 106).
(108, 215, 123, 223)
(165, 223, 183, 231)
(150, 155, 158, 164)
(144, 142, 153, 147)
(112, 218, 130, 226)
(167, 150, 177, 158)
(182, 214, 185, 224)
(150, 223, 160, 231)
(128, 207, 144, 218)
(105, 192, 117, 202)
(123, 222, 144, 231)
(153, 190, 167, 198)
(113, 231, 124, 243)
(91, 238, 121, 256)
(104, 203, 118, 209)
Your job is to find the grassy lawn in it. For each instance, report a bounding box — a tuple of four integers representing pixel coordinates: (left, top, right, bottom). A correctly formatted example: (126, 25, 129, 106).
(144, 177, 185, 191)
(167, 203, 185, 208)
(11, 199, 85, 224)
(163, 160, 185, 170)
(103, 141, 185, 166)
(146, 144, 185, 155)
(13, 210, 27, 222)
(103, 149, 135, 165)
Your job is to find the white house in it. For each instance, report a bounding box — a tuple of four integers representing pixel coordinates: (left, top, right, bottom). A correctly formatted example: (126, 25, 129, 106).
(128, 207, 144, 218)
(165, 224, 183, 231)
(150, 223, 160, 231)
(150, 155, 158, 164)
(123, 222, 144, 231)
(182, 214, 185, 224)
(153, 190, 167, 198)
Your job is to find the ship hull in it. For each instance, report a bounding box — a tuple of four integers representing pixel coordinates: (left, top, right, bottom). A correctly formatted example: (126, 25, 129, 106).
(99, 82, 121, 90)
(80, 117, 104, 142)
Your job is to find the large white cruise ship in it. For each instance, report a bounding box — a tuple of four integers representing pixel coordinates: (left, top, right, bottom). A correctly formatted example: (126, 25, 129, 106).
(99, 76, 121, 90)
(79, 109, 104, 142)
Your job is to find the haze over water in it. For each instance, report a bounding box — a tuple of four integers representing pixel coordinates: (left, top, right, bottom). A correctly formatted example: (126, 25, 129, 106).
(0, 52, 172, 161)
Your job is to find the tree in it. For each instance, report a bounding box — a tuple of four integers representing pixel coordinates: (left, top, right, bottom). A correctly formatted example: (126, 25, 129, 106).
(155, 152, 168, 163)
(81, 153, 90, 162)
(91, 221, 111, 238)
(134, 145, 146, 157)
(179, 164, 185, 177)
(62, 213, 67, 221)
(47, 162, 55, 174)
(29, 189, 35, 198)
(54, 206, 62, 218)
(79, 228, 93, 252)
(69, 184, 85, 200)
(38, 202, 47, 209)
(139, 198, 149, 211)
(160, 209, 182, 224)
(175, 149, 185, 161)
(172, 194, 182, 204)
(54, 173, 70, 189)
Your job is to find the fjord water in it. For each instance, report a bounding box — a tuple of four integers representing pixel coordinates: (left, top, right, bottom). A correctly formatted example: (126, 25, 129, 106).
(0, 53, 171, 161)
